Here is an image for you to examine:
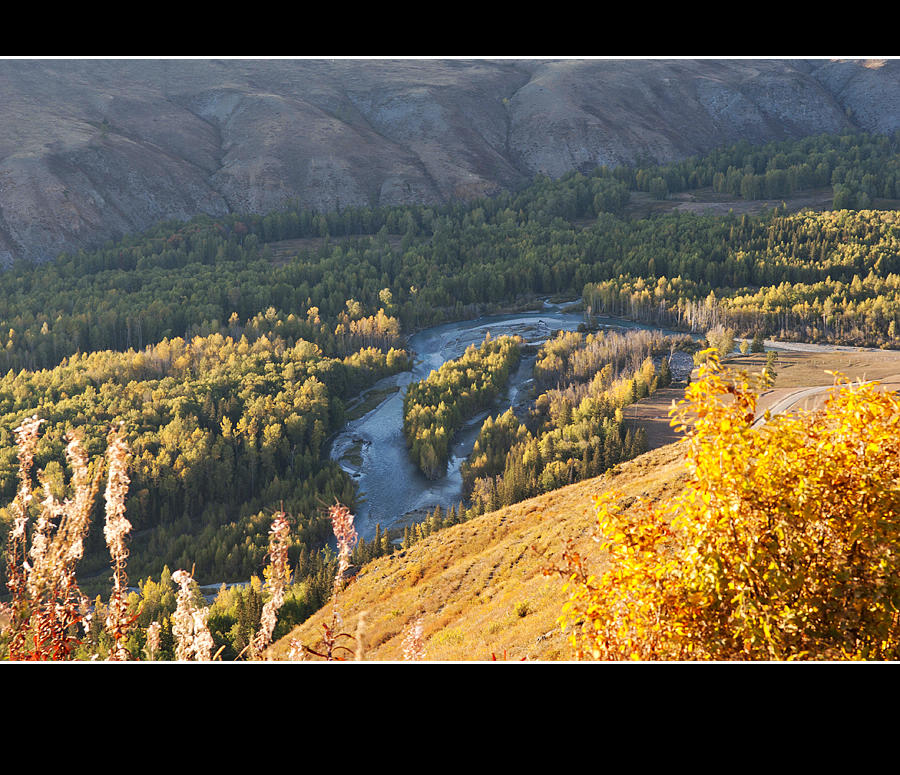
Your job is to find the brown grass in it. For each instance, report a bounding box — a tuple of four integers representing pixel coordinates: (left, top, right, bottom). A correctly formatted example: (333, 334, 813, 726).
(623, 385, 686, 450)
(269, 346, 900, 661)
(732, 349, 900, 388)
(267, 440, 688, 662)
(728, 350, 900, 418)
(629, 349, 900, 441)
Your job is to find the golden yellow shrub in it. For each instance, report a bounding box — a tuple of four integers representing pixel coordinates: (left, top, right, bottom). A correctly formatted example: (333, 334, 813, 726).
(557, 351, 900, 660)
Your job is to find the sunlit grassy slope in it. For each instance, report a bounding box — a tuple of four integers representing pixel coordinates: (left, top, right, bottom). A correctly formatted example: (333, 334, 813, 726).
(269, 346, 900, 661)
(268, 439, 689, 662)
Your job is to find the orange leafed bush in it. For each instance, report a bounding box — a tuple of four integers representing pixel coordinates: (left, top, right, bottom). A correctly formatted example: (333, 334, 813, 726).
(557, 350, 900, 660)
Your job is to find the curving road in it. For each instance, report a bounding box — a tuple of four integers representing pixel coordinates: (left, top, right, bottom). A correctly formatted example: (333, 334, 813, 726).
(752, 384, 836, 428)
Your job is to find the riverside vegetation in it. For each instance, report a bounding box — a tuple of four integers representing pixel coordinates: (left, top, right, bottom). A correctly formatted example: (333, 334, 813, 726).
(460, 328, 685, 516)
(403, 333, 522, 479)
(4, 130, 900, 659)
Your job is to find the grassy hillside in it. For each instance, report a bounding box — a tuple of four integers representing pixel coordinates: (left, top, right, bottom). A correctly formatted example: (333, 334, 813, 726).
(268, 438, 688, 661)
(269, 344, 900, 661)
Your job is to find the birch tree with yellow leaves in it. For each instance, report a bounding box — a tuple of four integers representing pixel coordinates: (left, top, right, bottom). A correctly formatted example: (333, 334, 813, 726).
(555, 351, 900, 660)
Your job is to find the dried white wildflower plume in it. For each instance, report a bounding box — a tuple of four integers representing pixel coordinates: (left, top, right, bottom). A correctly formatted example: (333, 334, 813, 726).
(402, 615, 426, 662)
(79, 595, 93, 638)
(104, 427, 132, 572)
(146, 620, 161, 659)
(103, 427, 133, 660)
(25, 494, 55, 598)
(171, 569, 214, 661)
(288, 638, 307, 661)
(249, 512, 291, 659)
(327, 502, 358, 634)
(0, 602, 11, 635)
(5, 419, 106, 660)
(329, 502, 358, 587)
(10, 416, 42, 542)
(28, 432, 99, 599)
(61, 431, 97, 566)
(355, 610, 368, 661)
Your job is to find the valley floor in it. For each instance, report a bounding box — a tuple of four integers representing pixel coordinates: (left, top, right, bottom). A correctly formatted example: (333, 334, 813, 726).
(625, 345, 900, 450)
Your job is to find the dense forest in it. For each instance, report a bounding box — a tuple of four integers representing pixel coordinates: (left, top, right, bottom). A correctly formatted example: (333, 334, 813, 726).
(4, 129, 900, 659)
(0, 133, 898, 378)
(0, 328, 410, 590)
(0, 132, 899, 373)
(581, 208, 900, 345)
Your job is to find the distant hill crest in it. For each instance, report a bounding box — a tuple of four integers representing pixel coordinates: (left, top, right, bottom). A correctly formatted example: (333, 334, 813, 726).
(2, 57, 899, 264)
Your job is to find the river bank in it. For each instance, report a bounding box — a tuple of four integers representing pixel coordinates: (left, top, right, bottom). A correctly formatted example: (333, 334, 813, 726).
(326, 299, 703, 540)
(329, 303, 588, 539)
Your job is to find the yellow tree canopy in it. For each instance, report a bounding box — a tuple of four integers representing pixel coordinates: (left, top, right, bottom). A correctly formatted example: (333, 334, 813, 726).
(557, 351, 900, 661)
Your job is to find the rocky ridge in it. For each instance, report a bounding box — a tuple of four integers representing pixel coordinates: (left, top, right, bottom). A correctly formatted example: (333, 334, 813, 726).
(1, 57, 898, 265)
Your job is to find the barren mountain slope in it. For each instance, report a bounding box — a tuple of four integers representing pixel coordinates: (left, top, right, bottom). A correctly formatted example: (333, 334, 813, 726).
(1, 58, 898, 265)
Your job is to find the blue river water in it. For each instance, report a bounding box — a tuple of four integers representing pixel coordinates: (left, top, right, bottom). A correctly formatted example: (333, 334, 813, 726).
(329, 302, 591, 539)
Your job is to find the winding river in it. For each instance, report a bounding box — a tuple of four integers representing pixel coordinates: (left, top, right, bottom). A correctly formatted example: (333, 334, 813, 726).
(330, 301, 594, 539)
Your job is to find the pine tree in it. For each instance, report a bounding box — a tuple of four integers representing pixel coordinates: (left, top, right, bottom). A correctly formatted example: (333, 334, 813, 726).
(605, 424, 622, 466)
(659, 356, 672, 386)
(765, 350, 778, 380)
(372, 524, 382, 559)
(751, 331, 765, 353)
(234, 592, 249, 656)
(633, 427, 648, 456)
(158, 616, 175, 661)
(591, 441, 604, 476)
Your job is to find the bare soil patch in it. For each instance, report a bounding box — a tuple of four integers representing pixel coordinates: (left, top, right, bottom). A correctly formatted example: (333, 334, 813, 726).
(726, 349, 900, 419)
(625, 188, 900, 221)
(626, 348, 900, 445)
(625, 187, 838, 220)
(625, 386, 687, 450)
(730, 349, 900, 387)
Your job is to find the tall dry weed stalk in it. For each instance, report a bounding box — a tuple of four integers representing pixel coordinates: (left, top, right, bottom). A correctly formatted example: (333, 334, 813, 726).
(144, 619, 161, 661)
(103, 426, 134, 660)
(248, 510, 291, 659)
(299, 501, 362, 660)
(171, 568, 215, 661)
(0, 418, 143, 660)
(402, 615, 426, 661)
(4, 417, 106, 660)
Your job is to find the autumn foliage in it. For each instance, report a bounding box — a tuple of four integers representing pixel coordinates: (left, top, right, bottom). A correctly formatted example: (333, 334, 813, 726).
(557, 351, 900, 660)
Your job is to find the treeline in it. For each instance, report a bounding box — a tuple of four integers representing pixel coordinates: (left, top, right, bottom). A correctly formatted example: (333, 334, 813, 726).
(623, 131, 900, 206)
(0, 327, 410, 592)
(583, 208, 900, 346)
(402, 334, 522, 479)
(0, 173, 630, 372)
(1, 132, 900, 374)
(533, 327, 686, 390)
(460, 329, 683, 516)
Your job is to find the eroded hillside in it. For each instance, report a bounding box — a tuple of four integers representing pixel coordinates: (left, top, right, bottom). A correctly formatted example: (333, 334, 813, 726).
(2, 58, 899, 264)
